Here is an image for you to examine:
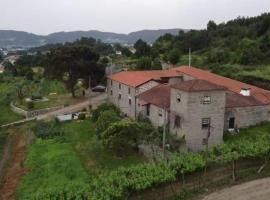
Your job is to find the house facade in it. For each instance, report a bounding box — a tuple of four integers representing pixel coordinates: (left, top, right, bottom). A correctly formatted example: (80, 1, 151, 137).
(107, 66, 270, 151)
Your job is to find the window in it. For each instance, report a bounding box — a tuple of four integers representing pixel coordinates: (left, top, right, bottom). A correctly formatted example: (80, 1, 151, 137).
(111, 80, 113, 86)
(203, 96, 211, 104)
(174, 115, 181, 128)
(128, 98, 132, 105)
(176, 94, 181, 102)
(158, 109, 163, 117)
(128, 87, 131, 94)
(146, 104, 150, 116)
(202, 118, 211, 129)
(119, 83, 121, 89)
(118, 93, 122, 100)
(110, 89, 113, 95)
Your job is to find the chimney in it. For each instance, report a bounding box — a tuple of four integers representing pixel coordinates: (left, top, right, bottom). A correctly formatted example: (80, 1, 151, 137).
(240, 88, 251, 96)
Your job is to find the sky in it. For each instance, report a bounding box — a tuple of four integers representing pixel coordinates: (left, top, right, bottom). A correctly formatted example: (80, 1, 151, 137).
(1, 0, 270, 35)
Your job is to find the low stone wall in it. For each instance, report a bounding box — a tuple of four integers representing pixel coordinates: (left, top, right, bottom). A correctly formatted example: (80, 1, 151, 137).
(10, 102, 27, 117)
(10, 102, 64, 118)
(26, 105, 65, 118)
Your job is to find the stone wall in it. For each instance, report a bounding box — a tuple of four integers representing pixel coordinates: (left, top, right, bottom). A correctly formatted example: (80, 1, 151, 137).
(225, 105, 270, 129)
(170, 88, 226, 151)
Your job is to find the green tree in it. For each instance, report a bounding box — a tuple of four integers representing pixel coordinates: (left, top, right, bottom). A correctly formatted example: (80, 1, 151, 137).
(168, 49, 181, 65)
(238, 38, 263, 65)
(134, 39, 151, 57)
(45, 45, 105, 97)
(92, 103, 120, 122)
(136, 57, 152, 70)
(96, 110, 120, 138)
(101, 119, 142, 155)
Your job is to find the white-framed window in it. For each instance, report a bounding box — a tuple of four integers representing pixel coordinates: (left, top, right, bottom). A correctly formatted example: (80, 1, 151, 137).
(176, 94, 181, 102)
(118, 93, 122, 100)
(128, 98, 132, 105)
(203, 96, 211, 104)
(202, 118, 211, 129)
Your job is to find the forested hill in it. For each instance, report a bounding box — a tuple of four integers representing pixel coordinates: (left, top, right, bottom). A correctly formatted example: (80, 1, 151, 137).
(153, 12, 270, 65)
(0, 29, 187, 48)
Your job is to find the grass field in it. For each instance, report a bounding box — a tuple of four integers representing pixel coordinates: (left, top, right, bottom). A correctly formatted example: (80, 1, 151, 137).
(62, 119, 145, 173)
(16, 138, 90, 199)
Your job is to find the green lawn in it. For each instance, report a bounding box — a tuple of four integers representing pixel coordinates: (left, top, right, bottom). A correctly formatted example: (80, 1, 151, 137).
(62, 119, 145, 173)
(16, 138, 90, 199)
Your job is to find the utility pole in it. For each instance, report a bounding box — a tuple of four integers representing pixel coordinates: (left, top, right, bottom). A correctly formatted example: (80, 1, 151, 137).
(162, 108, 167, 158)
(189, 48, 191, 67)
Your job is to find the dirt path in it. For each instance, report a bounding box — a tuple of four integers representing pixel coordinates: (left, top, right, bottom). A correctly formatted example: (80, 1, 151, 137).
(37, 93, 107, 120)
(0, 127, 33, 200)
(202, 177, 270, 200)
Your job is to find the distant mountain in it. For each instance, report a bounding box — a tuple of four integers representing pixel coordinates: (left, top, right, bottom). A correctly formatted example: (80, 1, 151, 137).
(0, 29, 188, 48)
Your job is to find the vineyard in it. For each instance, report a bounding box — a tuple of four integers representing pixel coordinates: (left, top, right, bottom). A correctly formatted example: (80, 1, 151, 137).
(16, 122, 270, 200)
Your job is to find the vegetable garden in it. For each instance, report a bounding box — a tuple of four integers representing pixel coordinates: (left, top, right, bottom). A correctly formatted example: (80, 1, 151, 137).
(17, 122, 270, 200)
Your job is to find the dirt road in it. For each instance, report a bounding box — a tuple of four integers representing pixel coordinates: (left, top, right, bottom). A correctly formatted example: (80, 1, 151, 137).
(37, 93, 107, 120)
(202, 177, 270, 200)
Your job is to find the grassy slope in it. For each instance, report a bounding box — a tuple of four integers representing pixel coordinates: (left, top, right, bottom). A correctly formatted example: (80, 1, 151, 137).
(0, 78, 24, 125)
(62, 119, 145, 173)
(16, 138, 90, 199)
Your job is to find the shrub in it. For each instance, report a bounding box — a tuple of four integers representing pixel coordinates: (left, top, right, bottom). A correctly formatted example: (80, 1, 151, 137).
(101, 119, 142, 155)
(34, 122, 64, 139)
(96, 110, 120, 138)
(26, 101, 34, 110)
(92, 103, 120, 122)
(78, 113, 86, 120)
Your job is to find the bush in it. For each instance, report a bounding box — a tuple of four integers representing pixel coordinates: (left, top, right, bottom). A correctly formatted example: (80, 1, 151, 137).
(96, 110, 121, 138)
(78, 113, 86, 120)
(26, 101, 34, 110)
(34, 121, 64, 139)
(92, 103, 120, 122)
(101, 119, 142, 155)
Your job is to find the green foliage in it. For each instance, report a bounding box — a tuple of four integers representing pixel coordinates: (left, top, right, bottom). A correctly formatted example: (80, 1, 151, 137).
(134, 39, 151, 57)
(34, 121, 64, 139)
(26, 101, 34, 109)
(238, 38, 263, 65)
(0, 130, 8, 160)
(96, 110, 120, 138)
(17, 138, 90, 199)
(101, 119, 142, 155)
(168, 48, 181, 65)
(78, 113, 86, 120)
(136, 56, 152, 70)
(45, 45, 105, 97)
(92, 102, 120, 122)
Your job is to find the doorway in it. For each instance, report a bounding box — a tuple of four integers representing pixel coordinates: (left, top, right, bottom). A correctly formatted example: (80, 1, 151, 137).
(229, 117, 235, 129)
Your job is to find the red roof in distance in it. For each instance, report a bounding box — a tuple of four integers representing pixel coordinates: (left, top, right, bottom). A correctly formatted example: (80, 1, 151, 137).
(171, 79, 227, 92)
(108, 70, 182, 87)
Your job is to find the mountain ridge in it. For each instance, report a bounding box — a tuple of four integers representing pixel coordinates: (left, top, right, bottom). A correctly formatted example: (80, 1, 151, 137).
(0, 28, 189, 48)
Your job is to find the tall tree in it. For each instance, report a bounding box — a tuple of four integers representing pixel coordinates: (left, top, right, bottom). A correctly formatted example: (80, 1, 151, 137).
(134, 39, 151, 57)
(45, 45, 105, 97)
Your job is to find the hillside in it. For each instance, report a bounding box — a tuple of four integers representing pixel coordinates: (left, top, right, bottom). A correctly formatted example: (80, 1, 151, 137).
(0, 29, 188, 48)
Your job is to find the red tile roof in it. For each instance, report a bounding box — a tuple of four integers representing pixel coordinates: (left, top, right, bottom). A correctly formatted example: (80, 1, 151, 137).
(171, 79, 227, 92)
(173, 66, 270, 104)
(108, 70, 181, 87)
(137, 84, 171, 110)
(226, 93, 267, 108)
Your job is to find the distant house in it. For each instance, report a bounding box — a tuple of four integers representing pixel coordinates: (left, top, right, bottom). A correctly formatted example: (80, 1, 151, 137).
(115, 51, 122, 56)
(4, 55, 21, 65)
(107, 66, 270, 151)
